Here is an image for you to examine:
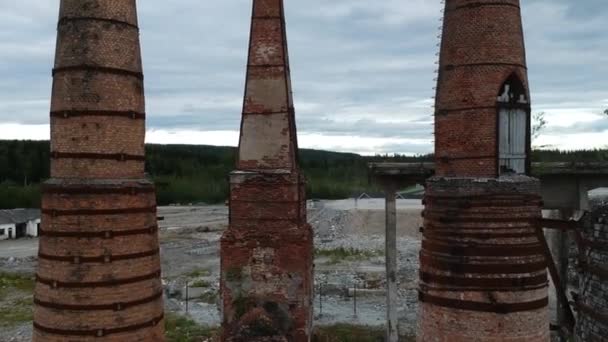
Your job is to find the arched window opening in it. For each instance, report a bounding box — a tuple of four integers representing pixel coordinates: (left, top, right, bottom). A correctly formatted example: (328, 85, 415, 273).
(497, 74, 529, 175)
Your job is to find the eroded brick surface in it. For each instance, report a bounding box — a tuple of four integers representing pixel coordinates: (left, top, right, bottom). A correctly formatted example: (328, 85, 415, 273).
(33, 1, 164, 340)
(221, 1, 312, 340)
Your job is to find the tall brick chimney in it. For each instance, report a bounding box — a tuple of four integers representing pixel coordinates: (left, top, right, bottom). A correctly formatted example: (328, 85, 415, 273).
(418, 1, 549, 341)
(434, 0, 531, 178)
(220, 0, 313, 341)
(33, 1, 165, 341)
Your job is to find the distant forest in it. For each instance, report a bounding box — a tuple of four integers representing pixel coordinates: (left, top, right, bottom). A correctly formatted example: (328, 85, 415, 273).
(0, 140, 607, 209)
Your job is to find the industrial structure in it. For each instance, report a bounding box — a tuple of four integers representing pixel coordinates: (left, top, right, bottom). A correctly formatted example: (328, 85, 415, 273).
(418, 0, 549, 341)
(220, 0, 313, 341)
(33, 0, 165, 340)
(0, 209, 40, 240)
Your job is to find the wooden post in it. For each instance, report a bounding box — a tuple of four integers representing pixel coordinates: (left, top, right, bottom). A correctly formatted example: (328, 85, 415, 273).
(385, 185, 399, 342)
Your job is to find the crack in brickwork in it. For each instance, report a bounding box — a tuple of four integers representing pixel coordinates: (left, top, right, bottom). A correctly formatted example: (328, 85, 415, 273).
(33, 1, 165, 341)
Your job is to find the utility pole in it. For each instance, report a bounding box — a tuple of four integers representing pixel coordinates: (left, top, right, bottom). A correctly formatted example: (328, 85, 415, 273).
(385, 185, 398, 342)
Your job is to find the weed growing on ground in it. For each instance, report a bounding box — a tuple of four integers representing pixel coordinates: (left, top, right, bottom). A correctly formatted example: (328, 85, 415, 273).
(165, 312, 219, 342)
(314, 247, 383, 264)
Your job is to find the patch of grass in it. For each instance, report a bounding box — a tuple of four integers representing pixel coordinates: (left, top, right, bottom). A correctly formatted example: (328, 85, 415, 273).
(0, 296, 33, 327)
(313, 324, 415, 342)
(197, 291, 218, 304)
(186, 268, 211, 279)
(315, 248, 383, 265)
(0, 272, 35, 300)
(189, 280, 211, 288)
(165, 312, 219, 342)
(225, 267, 242, 282)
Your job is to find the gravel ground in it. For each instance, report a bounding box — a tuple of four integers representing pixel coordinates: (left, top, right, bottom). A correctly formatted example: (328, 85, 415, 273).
(2, 195, 606, 341)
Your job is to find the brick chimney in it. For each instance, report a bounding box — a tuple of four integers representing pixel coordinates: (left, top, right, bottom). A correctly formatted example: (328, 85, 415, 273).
(434, 0, 532, 178)
(418, 1, 549, 341)
(220, 0, 313, 341)
(33, 1, 165, 340)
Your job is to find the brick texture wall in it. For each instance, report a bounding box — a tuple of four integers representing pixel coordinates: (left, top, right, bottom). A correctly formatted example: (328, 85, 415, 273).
(33, 1, 164, 341)
(435, 0, 530, 178)
(418, 177, 549, 341)
(221, 1, 313, 341)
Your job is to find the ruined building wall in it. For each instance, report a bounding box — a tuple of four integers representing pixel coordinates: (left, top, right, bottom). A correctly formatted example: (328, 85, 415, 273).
(220, 1, 313, 341)
(33, 1, 165, 341)
(576, 204, 608, 341)
(434, 0, 530, 178)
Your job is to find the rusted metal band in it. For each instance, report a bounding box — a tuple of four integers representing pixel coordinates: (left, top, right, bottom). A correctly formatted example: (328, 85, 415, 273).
(53, 65, 143, 80)
(34, 313, 163, 337)
(42, 184, 154, 195)
(41, 206, 156, 217)
(242, 110, 288, 116)
(424, 194, 542, 201)
(38, 248, 159, 264)
(422, 240, 543, 257)
(424, 230, 537, 240)
(58, 16, 139, 30)
(50, 151, 145, 161)
(423, 213, 537, 224)
(424, 199, 541, 209)
(577, 301, 608, 325)
(39, 225, 158, 238)
(420, 271, 547, 290)
(50, 110, 145, 120)
(252, 16, 282, 20)
(447, 2, 521, 12)
(247, 64, 286, 68)
(443, 62, 527, 71)
(419, 292, 547, 314)
(36, 270, 161, 289)
(436, 105, 497, 116)
(420, 254, 547, 274)
(34, 291, 162, 311)
(424, 222, 535, 231)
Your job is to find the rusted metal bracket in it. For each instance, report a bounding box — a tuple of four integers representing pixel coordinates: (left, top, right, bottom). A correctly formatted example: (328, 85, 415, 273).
(33, 313, 163, 337)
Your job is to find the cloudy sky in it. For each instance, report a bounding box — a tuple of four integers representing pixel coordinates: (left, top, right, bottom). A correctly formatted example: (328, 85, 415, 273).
(0, 1, 606, 155)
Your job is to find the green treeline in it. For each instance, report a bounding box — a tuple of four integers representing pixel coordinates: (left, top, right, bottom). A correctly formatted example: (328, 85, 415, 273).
(0, 140, 606, 209)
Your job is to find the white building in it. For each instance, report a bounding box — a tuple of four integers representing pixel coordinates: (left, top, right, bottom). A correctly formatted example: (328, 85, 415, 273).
(0, 209, 41, 240)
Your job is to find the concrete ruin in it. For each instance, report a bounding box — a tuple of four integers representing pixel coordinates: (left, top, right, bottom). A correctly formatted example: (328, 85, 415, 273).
(219, 0, 313, 341)
(418, 0, 550, 340)
(33, 1, 165, 340)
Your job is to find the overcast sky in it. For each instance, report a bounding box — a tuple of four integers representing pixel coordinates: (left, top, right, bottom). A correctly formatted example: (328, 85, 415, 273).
(0, 0, 606, 155)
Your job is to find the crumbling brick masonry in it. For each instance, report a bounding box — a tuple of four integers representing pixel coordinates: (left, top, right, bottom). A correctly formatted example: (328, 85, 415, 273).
(220, 1, 313, 341)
